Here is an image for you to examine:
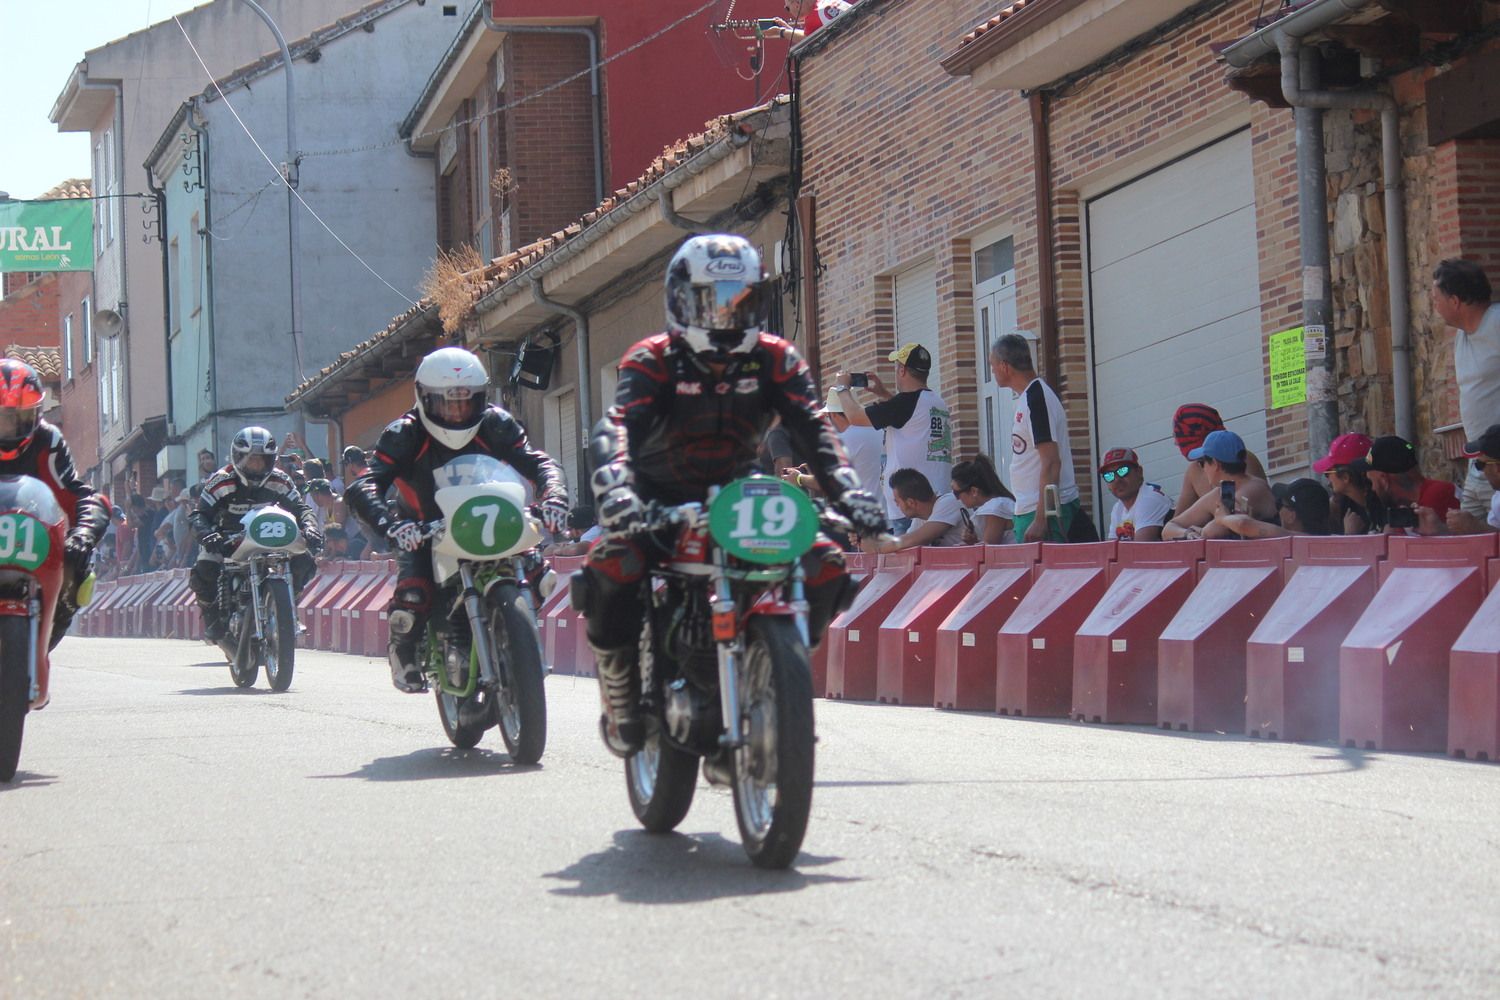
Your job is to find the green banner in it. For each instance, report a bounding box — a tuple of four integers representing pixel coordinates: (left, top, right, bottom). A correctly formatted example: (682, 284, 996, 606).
(0, 198, 92, 272)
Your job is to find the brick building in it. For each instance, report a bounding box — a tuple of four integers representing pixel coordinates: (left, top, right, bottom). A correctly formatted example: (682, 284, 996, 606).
(800, 0, 1500, 524)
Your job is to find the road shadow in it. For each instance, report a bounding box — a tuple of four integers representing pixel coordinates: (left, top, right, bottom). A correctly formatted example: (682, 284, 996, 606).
(545, 830, 856, 903)
(0, 771, 59, 791)
(312, 746, 541, 782)
(174, 687, 276, 696)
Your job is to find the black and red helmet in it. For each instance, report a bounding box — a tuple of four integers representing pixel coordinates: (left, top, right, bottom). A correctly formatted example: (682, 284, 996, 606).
(0, 359, 45, 454)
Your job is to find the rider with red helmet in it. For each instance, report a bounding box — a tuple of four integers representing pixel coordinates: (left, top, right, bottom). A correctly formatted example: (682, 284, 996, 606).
(0, 359, 110, 648)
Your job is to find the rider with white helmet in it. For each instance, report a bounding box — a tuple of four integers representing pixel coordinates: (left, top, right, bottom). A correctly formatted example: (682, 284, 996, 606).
(345, 346, 568, 693)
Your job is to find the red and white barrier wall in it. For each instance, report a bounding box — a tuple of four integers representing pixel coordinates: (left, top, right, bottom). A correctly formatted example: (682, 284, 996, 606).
(74, 537, 1500, 761)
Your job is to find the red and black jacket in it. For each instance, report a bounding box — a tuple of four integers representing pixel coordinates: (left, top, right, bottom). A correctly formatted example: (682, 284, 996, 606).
(0, 419, 110, 546)
(346, 406, 567, 532)
(190, 466, 317, 539)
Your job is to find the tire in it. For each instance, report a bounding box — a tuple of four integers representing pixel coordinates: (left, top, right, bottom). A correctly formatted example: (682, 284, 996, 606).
(625, 724, 698, 833)
(487, 584, 547, 765)
(228, 610, 258, 689)
(262, 579, 297, 692)
(0, 616, 31, 783)
(434, 636, 486, 750)
(732, 616, 815, 869)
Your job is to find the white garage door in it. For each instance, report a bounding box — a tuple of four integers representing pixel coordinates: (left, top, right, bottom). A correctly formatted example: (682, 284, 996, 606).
(895, 260, 942, 390)
(1088, 129, 1265, 509)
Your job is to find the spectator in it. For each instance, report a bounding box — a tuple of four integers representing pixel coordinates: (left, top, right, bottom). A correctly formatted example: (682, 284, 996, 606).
(1448, 424, 1500, 534)
(112, 503, 136, 576)
(1312, 432, 1384, 534)
(759, 415, 798, 478)
(1163, 429, 1276, 539)
(319, 522, 350, 562)
(305, 478, 342, 531)
(132, 491, 163, 573)
(833, 343, 952, 534)
(821, 387, 884, 500)
(1356, 434, 1458, 535)
(1213, 478, 1333, 538)
(1171, 403, 1268, 515)
(1433, 259, 1500, 522)
(1099, 447, 1171, 542)
(988, 333, 1084, 542)
(302, 458, 327, 481)
(157, 489, 196, 567)
(196, 447, 217, 482)
(951, 455, 1015, 544)
(333, 445, 368, 494)
(768, 0, 853, 40)
(870, 467, 967, 551)
(545, 505, 602, 556)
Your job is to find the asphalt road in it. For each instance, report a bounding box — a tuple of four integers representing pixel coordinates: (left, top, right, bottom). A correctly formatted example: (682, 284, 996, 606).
(3, 637, 1497, 998)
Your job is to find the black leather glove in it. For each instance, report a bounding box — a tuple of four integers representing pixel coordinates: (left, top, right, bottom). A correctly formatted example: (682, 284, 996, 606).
(63, 533, 94, 576)
(836, 488, 887, 537)
(303, 528, 324, 555)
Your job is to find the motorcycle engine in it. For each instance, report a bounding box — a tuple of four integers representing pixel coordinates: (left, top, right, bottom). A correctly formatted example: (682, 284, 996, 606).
(664, 677, 719, 749)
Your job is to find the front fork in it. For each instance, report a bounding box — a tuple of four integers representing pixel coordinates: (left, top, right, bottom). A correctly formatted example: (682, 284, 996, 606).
(458, 564, 500, 689)
(26, 581, 41, 703)
(711, 554, 809, 753)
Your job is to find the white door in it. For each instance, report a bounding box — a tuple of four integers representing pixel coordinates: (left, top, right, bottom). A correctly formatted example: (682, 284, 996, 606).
(973, 236, 1018, 482)
(1087, 129, 1265, 507)
(544, 388, 578, 500)
(894, 261, 941, 389)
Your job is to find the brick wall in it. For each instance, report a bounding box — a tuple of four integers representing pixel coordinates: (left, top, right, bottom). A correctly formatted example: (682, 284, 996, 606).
(504, 32, 597, 246)
(0, 273, 62, 346)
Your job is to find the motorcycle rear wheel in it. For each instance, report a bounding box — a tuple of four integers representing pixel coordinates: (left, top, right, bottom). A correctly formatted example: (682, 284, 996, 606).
(262, 579, 296, 692)
(732, 616, 815, 869)
(0, 616, 29, 782)
(626, 723, 698, 833)
(488, 584, 546, 765)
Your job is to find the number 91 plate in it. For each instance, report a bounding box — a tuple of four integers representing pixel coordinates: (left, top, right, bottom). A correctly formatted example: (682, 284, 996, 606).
(0, 512, 50, 571)
(708, 476, 819, 565)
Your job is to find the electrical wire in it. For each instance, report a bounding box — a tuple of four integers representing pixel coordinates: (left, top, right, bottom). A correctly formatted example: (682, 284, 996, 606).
(172, 15, 419, 309)
(300, 0, 720, 160)
(201, 177, 279, 242)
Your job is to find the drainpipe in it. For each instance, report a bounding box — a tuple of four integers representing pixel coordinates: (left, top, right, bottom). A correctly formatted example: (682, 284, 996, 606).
(530, 278, 593, 493)
(484, 14, 606, 208)
(1275, 30, 1413, 441)
(1029, 91, 1061, 386)
(145, 168, 175, 437)
(658, 188, 716, 233)
(186, 101, 220, 459)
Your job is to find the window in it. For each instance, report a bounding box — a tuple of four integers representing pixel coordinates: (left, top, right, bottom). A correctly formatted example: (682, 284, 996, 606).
(93, 138, 106, 256)
(99, 338, 114, 423)
(471, 114, 492, 260)
(102, 127, 117, 246)
(190, 214, 202, 313)
(64, 314, 74, 381)
(81, 297, 93, 364)
(168, 237, 181, 336)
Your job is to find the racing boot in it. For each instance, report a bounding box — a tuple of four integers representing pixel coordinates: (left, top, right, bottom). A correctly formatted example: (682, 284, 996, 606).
(202, 606, 227, 642)
(591, 642, 643, 758)
(387, 607, 427, 693)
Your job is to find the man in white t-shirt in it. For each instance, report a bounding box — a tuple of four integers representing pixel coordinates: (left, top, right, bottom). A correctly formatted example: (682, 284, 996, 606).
(1099, 447, 1170, 542)
(833, 342, 952, 533)
(1434, 259, 1500, 519)
(989, 333, 1081, 542)
(872, 467, 968, 551)
(768, 0, 854, 40)
(821, 387, 884, 498)
(1447, 424, 1500, 534)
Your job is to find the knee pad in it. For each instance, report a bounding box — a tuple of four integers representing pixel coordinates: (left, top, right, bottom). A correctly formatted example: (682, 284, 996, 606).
(585, 538, 646, 585)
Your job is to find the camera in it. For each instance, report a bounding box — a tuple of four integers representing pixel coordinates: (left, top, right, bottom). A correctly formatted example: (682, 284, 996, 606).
(1387, 506, 1418, 529)
(849, 372, 870, 388)
(1218, 480, 1235, 511)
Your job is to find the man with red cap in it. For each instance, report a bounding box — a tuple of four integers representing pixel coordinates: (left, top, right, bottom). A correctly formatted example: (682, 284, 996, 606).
(1099, 447, 1170, 542)
(0, 359, 110, 648)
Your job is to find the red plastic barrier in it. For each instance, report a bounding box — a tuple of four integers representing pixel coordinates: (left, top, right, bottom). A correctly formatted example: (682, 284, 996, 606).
(331, 566, 389, 653)
(996, 541, 1117, 717)
(812, 552, 872, 697)
(1073, 541, 1203, 725)
(353, 565, 398, 658)
(80, 579, 122, 636)
(1244, 534, 1387, 742)
(153, 572, 193, 639)
(876, 547, 982, 705)
(934, 544, 1041, 710)
(1157, 538, 1291, 733)
(1449, 577, 1500, 762)
(1341, 534, 1496, 751)
(311, 562, 365, 649)
(541, 556, 586, 675)
(825, 551, 919, 700)
(297, 564, 352, 639)
(123, 573, 174, 637)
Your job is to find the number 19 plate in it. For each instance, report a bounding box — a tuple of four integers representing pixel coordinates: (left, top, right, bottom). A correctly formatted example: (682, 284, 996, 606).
(708, 476, 818, 565)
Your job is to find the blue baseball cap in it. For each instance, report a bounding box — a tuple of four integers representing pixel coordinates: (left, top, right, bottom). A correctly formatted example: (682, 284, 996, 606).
(1187, 428, 1245, 463)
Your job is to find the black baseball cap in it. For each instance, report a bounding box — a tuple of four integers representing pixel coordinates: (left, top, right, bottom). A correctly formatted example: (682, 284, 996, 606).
(1360, 435, 1418, 474)
(888, 342, 932, 377)
(341, 445, 367, 465)
(1463, 423, 1500, 460)
(1272, 478, 1331, 531)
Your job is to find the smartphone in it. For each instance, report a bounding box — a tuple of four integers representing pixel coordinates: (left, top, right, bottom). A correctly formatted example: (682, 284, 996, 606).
(849, 372, 870, 388)
(1388, 506, 1417, 529)
(1219, 480, 1235, 511)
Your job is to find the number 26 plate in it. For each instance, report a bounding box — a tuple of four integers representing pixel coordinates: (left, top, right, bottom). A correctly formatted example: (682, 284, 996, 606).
(708, 476, 818, 565)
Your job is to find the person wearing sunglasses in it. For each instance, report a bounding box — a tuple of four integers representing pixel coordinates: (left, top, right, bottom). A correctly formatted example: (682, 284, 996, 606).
(1312, 432, 1384, 534)
(1447, 424, 1500, 534)
(951, 455, 1015, 544)
(1099, 447, 1171, 542)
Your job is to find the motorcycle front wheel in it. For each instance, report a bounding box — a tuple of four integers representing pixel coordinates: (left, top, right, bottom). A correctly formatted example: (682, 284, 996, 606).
(262, 579, 296, 692)
(487, 583, 546, 765)
(434, 641, 486, 750)
(626, 721, 698, 833)
(228, 611, 258, 689)
(732, 616, 815, 869)
(0, 616, 30, 782)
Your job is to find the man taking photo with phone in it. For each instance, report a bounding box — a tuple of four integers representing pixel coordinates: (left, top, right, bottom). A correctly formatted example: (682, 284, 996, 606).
(1162, 429, 1276, 540)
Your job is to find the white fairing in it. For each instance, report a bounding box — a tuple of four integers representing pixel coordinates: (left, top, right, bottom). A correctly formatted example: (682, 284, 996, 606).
(429, 455, 541, 584)
(227, 505, 307, 562)
(0, 475, 65, 527)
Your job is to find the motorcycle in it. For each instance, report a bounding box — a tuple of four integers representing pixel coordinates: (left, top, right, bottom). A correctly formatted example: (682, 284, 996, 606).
(0, 474, 84, 782)
(581, 475, 826, 869)
(216, 505, 306, 692)
(404, 454, 548, 764)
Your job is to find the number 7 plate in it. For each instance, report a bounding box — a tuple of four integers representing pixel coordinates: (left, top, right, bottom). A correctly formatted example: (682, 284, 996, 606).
(708, 476, 819, 565)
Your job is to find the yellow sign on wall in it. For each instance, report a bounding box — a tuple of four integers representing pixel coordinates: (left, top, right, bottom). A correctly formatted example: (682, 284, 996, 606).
(1269, 327, 1306, 409)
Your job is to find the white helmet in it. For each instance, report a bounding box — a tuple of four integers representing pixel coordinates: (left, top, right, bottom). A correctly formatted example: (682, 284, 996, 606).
(664, 234, 767, 360)
(230, 426, 278, 488)
(414, 347, 490, 450)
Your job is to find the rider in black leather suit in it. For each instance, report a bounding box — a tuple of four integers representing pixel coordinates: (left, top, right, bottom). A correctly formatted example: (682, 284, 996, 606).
(579, 234, 887, 757)
(344, 346, 568, 693)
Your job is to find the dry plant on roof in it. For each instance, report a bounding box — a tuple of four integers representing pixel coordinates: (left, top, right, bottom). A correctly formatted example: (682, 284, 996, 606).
(421, 244, 484, 334)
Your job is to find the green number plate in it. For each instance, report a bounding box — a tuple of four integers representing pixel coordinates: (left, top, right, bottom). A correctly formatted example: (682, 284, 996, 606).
(247, 511, 296, 548)
(0, 512, 50, 571)
(448, 496, 524, 556)
(708, 476, 819, 565)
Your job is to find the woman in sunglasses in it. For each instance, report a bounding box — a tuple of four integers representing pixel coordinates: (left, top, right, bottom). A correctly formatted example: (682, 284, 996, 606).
(951, 455, 1016, 544)
(1447, 424, 1500, 534)
(1099, 447, 1171, 542)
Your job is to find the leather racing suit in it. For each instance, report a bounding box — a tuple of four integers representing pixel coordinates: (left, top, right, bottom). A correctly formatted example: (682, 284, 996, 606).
(343, 406, 567, 673)
(188, 466, 320, 633)
(0, 419, 111, 649)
